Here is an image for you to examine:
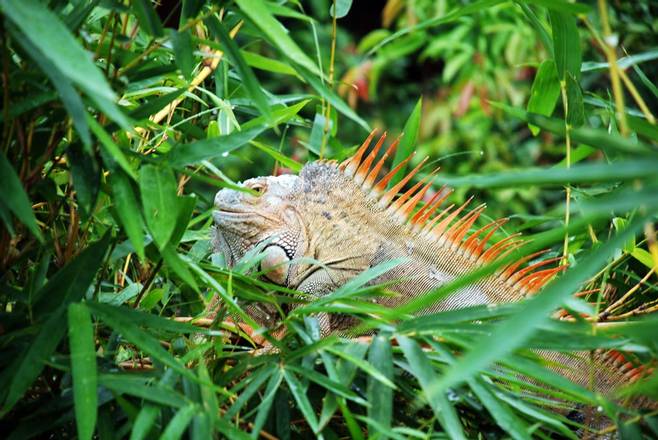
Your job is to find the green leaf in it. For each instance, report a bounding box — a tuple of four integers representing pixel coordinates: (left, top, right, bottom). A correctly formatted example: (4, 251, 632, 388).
(131, 0, 164, 37)
(68, 303, 98, 440)
(88, 116, 137, 180)
(527, 60, 560, 135)
(0, 0, 128, 128)
(206, 17, 273, 125)
(161, 404, 198, 440)
(139, 164, 179, 249)
(130, 405, 160, 440)
(330, 0, 353, 18)
(109, 169, 146, 260)
(234, 0, 322, 77)
(516, 0, 590, 14)
(99, 374, 189, 408)
(249, 140, 303, 172)
(0, 149, 43, 241)
(397, 336, 466, 440)
(2, 234, 110, 414)
(87, 303, 197, 381)
(491, 102, 658, 155)
(434, 159, 658, 188)
(430, 216, 648, 395)
(12, 33, 91, 147)
(161, 244, 199, 292)
(241, 50, 300, 77)
(367, 334, 393, 434)
(171, 29, 195, 80)
(250, 369, 283, 439)
(390, 96, 422, 186)
(550, 11, 581, 82)
(283, 368, 319, 433)
(168, 100, 309, 167)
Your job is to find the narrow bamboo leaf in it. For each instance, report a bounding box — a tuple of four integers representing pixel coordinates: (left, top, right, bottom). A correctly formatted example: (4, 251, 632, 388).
(241, 50, 300, 77)
(390, 97, 422, 186)
(550, 10, 584, 127)
(0, 150, 43, 242)
(12, 33, 91, 147)
(88, 302, 207, 335)
(87, 303, 197, 381)
(516, 0, 590, 14)
(283, 369, 320, 433)
(491, 102, 657, 155)
(206, 17, 273, 124)
(68, 303, 97, 440)
(234, 0, 322, 77)
(565, 74, 584, 127)
(326, 347, 396, 389)
(99, 374, 189, 408)
(550, 11, 581, 82)
(226, 364, 276, 418)
(68, 143, 101, 220)
(131, 0, 164, 37)
(2, 231, 109, 414)
(527, 60, 560, 135)
(468, 378, 530, 440)
(171, 29, 195, 80)
(130, 405, 160, 440)
(516, 3, 553, 54)
(168, 100, 309, 167)
(250, 368, 283, 439)
(330, 0, 353, 18)
(161, 404, 198, 440)
(161, 244, 199, 292)
(250, 140, 302, 172)
(397, 336, 466, 440)
(297, 65, 370, 132)
(286, 364, 367, 405)
(431, 216, 648, 394)
(109, 169, 146, 260)
(1, 0, 128, 128)
(434, 159, 658, 188)
(139, 164, 179, 249)
(367, 334, 393, 433)
(88, 116, 137, 180)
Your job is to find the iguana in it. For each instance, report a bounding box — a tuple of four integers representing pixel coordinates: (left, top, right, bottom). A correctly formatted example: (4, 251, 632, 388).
(212, 130, 652, 406)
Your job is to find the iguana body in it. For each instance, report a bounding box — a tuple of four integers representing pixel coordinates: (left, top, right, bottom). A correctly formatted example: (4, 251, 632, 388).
(213, 130, 649, 402)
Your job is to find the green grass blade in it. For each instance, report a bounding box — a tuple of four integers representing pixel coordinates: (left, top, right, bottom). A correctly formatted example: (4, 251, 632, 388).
(0, 150, 43, 242)
(130, 404, 161, 440)
(139, 164, 180, 249)
(234, 0, 321, 77)
(282, 368, 320, 433)
(397, 336, 466, 440)
(367, 333, 393, 434)
(161, 404, 198, 440)
(390, 96, 422, 187)
(68, 303, 98, 440)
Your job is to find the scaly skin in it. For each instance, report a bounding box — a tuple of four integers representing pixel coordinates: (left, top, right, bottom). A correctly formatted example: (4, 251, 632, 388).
(212, 131, 652, 407)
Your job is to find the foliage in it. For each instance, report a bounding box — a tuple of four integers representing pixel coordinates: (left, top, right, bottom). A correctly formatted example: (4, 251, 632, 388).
(1, 0, 658, 438)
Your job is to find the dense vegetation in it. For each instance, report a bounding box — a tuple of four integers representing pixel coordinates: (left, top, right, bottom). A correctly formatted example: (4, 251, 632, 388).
(1, 0, 657, 438)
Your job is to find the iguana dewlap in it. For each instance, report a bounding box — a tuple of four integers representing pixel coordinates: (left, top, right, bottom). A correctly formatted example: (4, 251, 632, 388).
(213, 130, 649, 400)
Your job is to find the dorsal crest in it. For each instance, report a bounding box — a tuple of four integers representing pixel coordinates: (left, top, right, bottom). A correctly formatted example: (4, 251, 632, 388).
(334, 129, 565, 295)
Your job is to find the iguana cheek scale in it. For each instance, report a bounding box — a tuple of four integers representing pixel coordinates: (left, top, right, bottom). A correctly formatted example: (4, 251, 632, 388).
(213, 129, 653, 403)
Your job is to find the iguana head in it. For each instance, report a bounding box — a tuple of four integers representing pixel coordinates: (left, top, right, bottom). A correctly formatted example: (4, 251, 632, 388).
(213, 174, 304, 279)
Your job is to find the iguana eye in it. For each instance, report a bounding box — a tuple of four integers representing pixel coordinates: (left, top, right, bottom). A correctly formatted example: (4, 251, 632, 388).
(251, 183, 266, 194)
